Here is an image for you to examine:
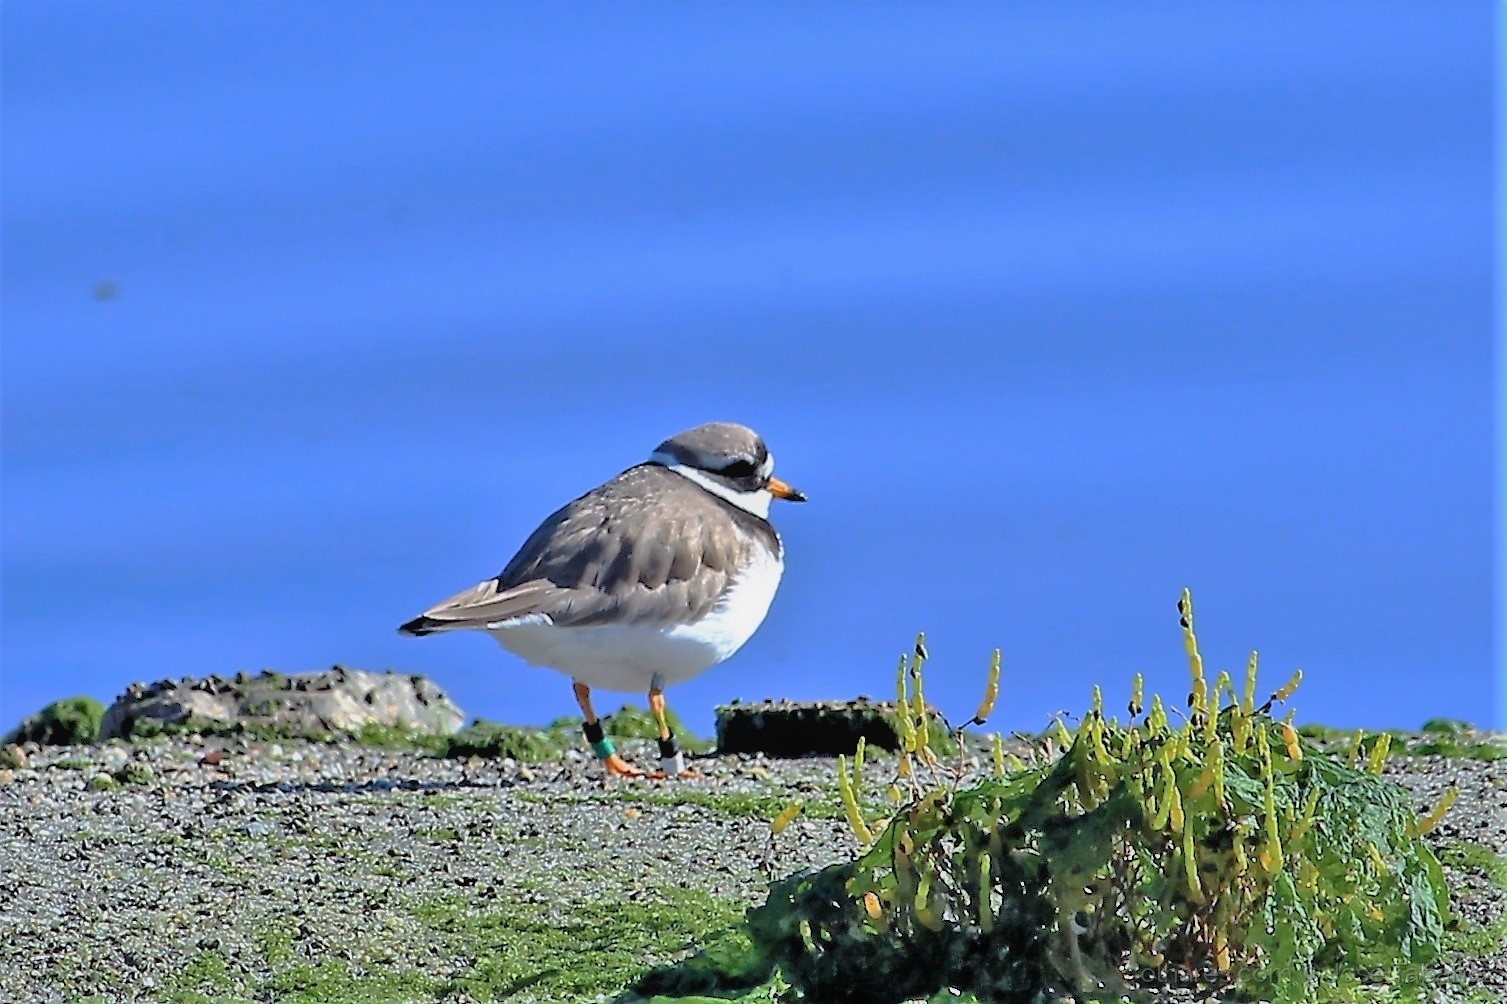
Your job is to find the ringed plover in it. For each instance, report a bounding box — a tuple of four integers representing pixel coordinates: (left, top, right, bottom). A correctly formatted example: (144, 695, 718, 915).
(399, 422, 805, 778)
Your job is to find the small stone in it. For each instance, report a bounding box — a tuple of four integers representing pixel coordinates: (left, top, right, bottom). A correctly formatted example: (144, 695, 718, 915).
(114, 762, 155, 786)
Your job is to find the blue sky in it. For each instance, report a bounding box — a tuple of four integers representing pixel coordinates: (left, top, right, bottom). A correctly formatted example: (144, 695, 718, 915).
(3, 3, 1499, 737)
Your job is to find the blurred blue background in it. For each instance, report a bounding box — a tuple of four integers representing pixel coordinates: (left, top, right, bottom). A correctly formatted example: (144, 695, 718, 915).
(3, 3, 1498, 737)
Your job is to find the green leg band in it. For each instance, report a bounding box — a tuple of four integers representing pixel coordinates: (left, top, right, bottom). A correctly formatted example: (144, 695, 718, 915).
(591, 737, 617, 759)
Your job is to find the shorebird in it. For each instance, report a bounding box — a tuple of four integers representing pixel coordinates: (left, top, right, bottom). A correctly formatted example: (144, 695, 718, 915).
(399, 422, 804, 777)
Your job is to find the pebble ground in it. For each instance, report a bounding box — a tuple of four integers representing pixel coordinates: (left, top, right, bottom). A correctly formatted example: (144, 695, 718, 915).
(0, 736, 1502, 1003)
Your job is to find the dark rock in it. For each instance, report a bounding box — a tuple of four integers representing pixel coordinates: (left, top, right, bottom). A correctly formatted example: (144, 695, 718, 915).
(714, 698, 952, 757)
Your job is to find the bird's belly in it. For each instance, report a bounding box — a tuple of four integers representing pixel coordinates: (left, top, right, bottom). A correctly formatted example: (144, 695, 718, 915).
(489, 550, 784, 694)
(489, 622, 724, 692)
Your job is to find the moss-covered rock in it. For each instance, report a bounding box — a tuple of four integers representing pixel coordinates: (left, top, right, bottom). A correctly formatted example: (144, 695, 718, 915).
(4, 696, 106, 746)
(113, 761, 156, 786)
(86, 772, 119, 792)
(602, 704, 712, 751)
(423, 703, 714, 762)
(1420, 717, 1475, 735)
(442, 721, 567, 762)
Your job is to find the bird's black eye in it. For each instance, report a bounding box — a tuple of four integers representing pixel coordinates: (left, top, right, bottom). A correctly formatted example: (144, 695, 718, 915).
(720, 459, 759, 480)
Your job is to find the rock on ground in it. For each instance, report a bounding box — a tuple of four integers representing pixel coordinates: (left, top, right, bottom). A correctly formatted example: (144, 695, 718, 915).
(98, 666, 466, 740)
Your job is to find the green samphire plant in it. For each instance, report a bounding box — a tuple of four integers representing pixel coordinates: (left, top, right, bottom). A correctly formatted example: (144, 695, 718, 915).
(747, 590, 1455, 1004)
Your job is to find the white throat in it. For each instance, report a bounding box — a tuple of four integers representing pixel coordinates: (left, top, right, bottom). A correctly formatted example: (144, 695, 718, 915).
(649, 452, 773, 519)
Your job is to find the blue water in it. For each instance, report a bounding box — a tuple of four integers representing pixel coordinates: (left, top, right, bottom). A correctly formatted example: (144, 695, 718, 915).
(2, 3, 1496, 736)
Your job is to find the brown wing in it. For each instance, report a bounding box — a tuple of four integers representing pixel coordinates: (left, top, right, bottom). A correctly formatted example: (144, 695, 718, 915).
(399, 465, 745, 634)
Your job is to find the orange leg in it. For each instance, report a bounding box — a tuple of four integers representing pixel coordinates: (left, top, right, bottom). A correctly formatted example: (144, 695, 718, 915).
(573, 681, 647, 779)
(647, 689, 672, 741)
(648, 686, 698, 779)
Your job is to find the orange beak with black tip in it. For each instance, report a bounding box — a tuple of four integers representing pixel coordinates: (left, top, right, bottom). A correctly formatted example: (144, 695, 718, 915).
(766, 476, 807, 503)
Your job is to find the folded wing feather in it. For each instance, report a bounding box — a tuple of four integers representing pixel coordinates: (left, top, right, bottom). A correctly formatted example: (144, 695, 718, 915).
(399, 466, 743, 636)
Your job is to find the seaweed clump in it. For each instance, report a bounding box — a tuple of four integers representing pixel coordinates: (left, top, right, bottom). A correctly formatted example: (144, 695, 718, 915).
(732, 590, 1455, 1003)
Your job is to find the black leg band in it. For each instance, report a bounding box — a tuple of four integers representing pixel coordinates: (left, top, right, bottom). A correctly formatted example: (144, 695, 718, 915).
(658, 732, 685, 776)
(583, 719, 605, 744)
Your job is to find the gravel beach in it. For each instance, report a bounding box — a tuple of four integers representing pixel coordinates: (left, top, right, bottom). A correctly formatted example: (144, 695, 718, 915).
(1, 736, 1502, 1003)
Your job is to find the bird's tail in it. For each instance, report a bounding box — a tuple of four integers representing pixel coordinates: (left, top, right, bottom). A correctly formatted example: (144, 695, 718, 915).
(397, 615, 448, 637)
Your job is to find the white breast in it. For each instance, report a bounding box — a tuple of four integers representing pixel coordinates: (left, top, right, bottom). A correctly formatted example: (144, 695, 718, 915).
(487, 541, 785, 694)
(665, 538, 783, 665)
